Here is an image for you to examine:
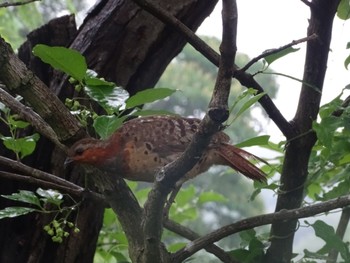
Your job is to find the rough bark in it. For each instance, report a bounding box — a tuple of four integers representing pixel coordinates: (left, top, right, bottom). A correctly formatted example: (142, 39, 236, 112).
(0, 0, 218, 262)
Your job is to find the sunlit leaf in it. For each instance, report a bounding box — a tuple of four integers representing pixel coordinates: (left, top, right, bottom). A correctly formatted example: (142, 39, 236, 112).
(125, 88, 176, 109)
(36, 188, 63, 206)
(264, 47, 300, 65)
(33, 45, 87, 81)
(84, 84, 129, 113)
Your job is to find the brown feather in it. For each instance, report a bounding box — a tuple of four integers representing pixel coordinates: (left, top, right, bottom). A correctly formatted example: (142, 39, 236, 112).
(215, 143, 267, 182)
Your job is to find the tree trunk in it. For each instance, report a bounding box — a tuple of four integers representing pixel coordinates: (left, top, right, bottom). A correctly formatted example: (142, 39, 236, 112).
(264, 1, 340, 262)
(0, 0, 218, 262)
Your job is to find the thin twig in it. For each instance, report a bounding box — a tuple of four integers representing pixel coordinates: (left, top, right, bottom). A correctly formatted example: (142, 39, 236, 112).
(0, 86, 66, 151)
(240, 34, 318, 72)
(173, 194, 350, 261)
(131, 0, 294, 139)
(164, 219, 237, 263)
(0, 0, 39, 8)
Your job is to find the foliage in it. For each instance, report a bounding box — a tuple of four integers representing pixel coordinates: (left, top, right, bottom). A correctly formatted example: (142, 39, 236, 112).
(307, 87, 350, 202)
(1, 1, 350, 262)
(33, 44, 175, 139)
(0, 100, 40, 159)
(0, 188, 80, 243)
(0, 0, 88, 49)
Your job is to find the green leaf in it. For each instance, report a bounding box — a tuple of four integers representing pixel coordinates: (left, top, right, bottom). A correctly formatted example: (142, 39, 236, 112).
(235, 135, 270, 148)
(93, 115, 128, 139)
(1, 190, 41, 207)
(103, 208, 118, 226)
(84, 84, 129, 113)
(84, 75, 115, 88)
(19, 134, 39, 158)
(0, 207, 36, 219)
(1, 134, 39, 158)
(264, 47, 300, 65)
(167, 242, 186, 253)
(311, 220, 350, 259)
(337, 0, 350, 20)
(229, 249, 251, 262)
(345, 54, 350, 70)
(33, 45, 87, 81)
(233, 92, 266, 122)
(8, 116, 29, 129)
(36, 188, 63, 200)
(36, 188, 63, 206)
(125, 88, 176, 109)
(175, 185, 196, 207)
(240, 229, 257, 246)
(198, 191, 228, 204)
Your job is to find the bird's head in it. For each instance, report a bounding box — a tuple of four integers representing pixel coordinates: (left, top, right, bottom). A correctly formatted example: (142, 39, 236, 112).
(65, 137, 119, 168)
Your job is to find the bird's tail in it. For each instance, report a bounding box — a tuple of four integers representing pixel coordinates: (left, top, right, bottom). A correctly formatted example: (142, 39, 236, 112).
(216, 143, 267, 182)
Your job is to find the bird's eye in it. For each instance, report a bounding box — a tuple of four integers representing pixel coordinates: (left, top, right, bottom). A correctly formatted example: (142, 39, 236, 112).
(74, 147, 85, 156)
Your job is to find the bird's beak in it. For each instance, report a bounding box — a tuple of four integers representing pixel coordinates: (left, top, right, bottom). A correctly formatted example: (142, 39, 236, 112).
(64, 157, 74, 169)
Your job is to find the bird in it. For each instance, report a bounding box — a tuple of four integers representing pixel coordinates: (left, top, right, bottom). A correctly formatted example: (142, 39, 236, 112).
(66, 115, 267, 183)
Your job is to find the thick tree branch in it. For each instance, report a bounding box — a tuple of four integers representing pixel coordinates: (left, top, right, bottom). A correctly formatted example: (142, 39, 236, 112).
(131, 0, 294, 139)
(0, 36, 85, 143)
(0, 85, 66, 151)
(173, 194, 350, 261)
(141, 1, 237, 262)
(266, 1, 341, 262)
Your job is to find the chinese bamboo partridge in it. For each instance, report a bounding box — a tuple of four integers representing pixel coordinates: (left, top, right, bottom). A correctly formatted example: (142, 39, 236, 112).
(66, 115, 266, 183)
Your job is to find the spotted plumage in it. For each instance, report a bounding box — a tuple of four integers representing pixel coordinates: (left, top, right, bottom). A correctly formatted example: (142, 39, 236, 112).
(66, 115, 266, 182)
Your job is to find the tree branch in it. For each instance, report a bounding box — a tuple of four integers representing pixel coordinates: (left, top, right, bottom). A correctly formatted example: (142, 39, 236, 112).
(266, 1, 341, 261)
(0, 171, 87, 199)
(0, 36, 85, 143)
(173, 194, 350, 261)
(164, 219, 237, 263)
(0, 156, 80, 190)
(0, 85, 66, 151)
(0, 157, 105, 203)
(240, 34, 318, 72)
(0, 0, 39, 8)
(131, 0, 295, 139)
(141, 1, 237, 262)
